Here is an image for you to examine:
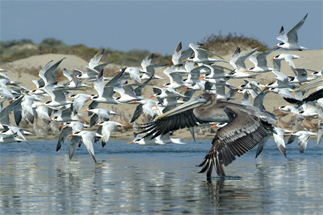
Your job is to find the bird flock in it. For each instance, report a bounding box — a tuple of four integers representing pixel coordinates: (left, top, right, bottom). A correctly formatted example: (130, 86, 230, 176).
(0, 13, 322, 177)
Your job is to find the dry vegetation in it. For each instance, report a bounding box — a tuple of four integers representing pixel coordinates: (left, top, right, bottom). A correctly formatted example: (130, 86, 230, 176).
(0, 34, 268, 65)
(201, 32, 268, 56)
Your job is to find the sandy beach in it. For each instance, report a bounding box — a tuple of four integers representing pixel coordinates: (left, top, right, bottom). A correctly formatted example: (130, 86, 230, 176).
(1, 49, 322, 141)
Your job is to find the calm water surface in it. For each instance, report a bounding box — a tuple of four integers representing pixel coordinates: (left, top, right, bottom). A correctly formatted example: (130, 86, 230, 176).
(0, 139, 322, 214)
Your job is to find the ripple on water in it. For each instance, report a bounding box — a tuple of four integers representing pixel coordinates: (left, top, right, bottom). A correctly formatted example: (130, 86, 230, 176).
(0, 139, 322, 214)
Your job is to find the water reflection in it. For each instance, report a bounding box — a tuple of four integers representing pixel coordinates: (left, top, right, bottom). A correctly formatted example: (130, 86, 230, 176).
(0, 140, 322, 214)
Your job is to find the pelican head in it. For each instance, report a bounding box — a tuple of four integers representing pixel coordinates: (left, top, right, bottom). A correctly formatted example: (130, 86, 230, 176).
(155, 92, 215, 119)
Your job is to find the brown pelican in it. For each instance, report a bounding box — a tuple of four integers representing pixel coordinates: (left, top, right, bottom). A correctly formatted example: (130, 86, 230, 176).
(138, 92, 277, 177)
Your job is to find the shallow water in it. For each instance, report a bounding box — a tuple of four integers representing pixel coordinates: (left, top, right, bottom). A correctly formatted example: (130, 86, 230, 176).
(0, 139, 322, 214)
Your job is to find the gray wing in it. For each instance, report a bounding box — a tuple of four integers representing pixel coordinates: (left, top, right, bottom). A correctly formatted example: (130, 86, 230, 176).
(287, 13, 308, 44)
(172, 42, 182, 65)
(90, 114, 99, 127)
(141, 53, 154, 71)
(236, 47, 259, 71)
(130, 104, 143, 123)
(0, 96, 23, 125)
(82, 132, 97, 163)
(138, 109, 210, 139)
(230, 47, 241, 69)
(69, 135, 82, 160)
(277, 26, 288, 43)
(57, 126, 72, 151)
(88, 49, 104, 69)
(39, 58, 65, 86)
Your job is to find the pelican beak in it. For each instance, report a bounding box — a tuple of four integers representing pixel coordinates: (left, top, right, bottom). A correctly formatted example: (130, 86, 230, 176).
(127, 141, 135, 144)
(155, 97, 206, 120)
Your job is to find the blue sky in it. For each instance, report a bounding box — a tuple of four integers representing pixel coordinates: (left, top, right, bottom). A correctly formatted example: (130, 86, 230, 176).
(1, 1, 322, 55)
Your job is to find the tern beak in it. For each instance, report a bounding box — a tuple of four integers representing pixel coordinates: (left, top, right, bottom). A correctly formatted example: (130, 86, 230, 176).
(49, 119, 53, 122)
(82, 109, 89, 112)
(210, 124, 218, 128)
(73, 77, 78, 79)
(273, 45, 278, 47)
(182, 59, 189, 62)
(67, 134, 74, 137)
(243, 69, 249, 73)
(152, 104, 157, 107)
(94, 123, 99, 126)
(127, 141, 134, 144)
(79, 79, 85, 82)
(58, 124, 65, 127)
(115, 69, 121, 73)
(261, 85, 268, 89)
(9, 98, 14, 102)
(38, 104, 45, 106)
(149, 95, 156, 98)
(87, 98, 92, 101)
(130, 100, 137, 103)
(159, 85, 165, 88)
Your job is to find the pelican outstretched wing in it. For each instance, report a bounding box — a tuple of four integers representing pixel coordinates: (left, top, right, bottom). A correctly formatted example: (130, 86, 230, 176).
(198, 106, 268, 177)
(138, 109, 210, 139)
